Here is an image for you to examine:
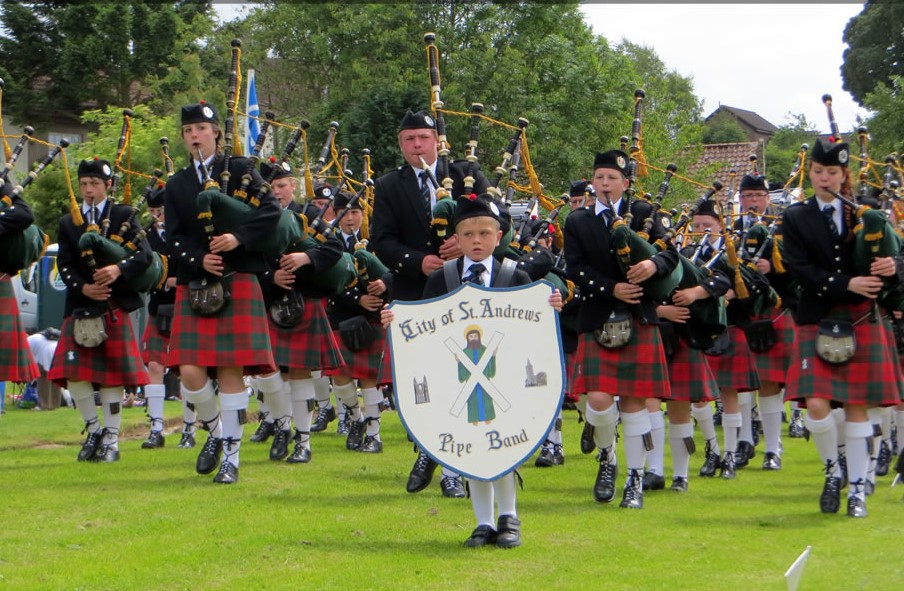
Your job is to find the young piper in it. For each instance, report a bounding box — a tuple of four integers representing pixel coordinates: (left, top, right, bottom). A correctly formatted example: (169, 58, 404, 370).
(382, 193, 562, 548)
(48, 158, 152, 462)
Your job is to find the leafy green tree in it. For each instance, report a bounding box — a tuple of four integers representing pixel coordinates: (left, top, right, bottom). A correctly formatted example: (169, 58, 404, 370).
(702, 115, 748, 145)
(861, 77, 904, 159)
(763, 113, 818, 192)
(842, 1, 904, 106)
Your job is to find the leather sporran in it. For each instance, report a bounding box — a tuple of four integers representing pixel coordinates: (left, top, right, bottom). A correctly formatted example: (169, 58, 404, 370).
(816, 319, 856, 365)
(658, 320, 679, 359)
(593, 309, 632, 349)
(72, 307, 108, 348)
(744, 318, 777, 353)
(155, 304, 175, 337)
(269, 290, 305, 328)
(338, 315, 376, 351)
(702, 330, 730, 356)
(188, 277, 229, 317)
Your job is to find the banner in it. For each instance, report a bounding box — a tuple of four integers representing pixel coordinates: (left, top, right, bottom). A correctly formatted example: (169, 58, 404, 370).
(388, 281, 564, 481)
(244, 68, 260, 157)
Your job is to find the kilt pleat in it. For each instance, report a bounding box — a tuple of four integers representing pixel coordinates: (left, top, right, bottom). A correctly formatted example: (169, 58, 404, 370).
(48, 310, 149, 387)
(141, 316, 169, 366)
(785, 302, 903, 406)
(750, 309, 797, 384)
(705, 325, 761, 392)
(322, 323, 384, 380)
(269, 297, 344, 372)
(667, 337, 719, 403)
(167, 273, 276, 375)
(0, 277, 38, 383)
(563, 351, 580, 403)
(572, 321, 671, 399)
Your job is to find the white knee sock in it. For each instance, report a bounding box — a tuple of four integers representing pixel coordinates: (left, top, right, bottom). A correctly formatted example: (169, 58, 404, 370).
(722, 412, 742, 457)
(759, 394, 784, 455)
(69, 381, 101, 433)
(548, 412, 563, 446)
(833, 408, 847, 460)
(846, 421, 873, 500)
(494, 472, 517, 518)
(182, 398, 197, 433)
(691, 403, 720, 455)
(805, 413, 840, 477)
(585, 404, 618, 452)
(738, 392, 754, 445)
(182, 380, 221, 437)
(219, 391, 248, 468)
(333, 381, 361, 421)
(647, 409, 665, 476)
(620, 409, 651, 473)
(257, 372, 289, 430)
(289, 378, 316, 440)
(669, 421, 694, 479)
(469, 479, 494, 526)
(145, 384, 166, 433)
(313, 375, 332, 409)
(362, 387, 383, 438)
(99, 388, 123, 446)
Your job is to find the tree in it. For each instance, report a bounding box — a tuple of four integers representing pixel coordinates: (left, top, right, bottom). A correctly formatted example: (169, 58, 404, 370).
(763, 113, 819, 191)
(841, 1, 904, 106)
(861, 77, 904, 159)
(702, 116, 747, 145)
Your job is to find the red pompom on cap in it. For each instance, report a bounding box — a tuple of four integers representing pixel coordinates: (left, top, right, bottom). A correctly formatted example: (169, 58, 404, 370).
(269, 156, 276, 163)
(199, 99, 206, 105)
(468, 193, 477, 200)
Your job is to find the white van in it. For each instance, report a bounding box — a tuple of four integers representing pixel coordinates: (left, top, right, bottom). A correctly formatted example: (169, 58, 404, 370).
(13, 243, 62, 333)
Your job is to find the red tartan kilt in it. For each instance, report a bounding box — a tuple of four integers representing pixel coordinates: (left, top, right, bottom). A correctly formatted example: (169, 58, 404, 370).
(749, 309, 797, 384)
(377, 341, 392, 387)
(167, 273, 276, 375)
(322, 323, 385, 381)
(785, 302, 903, 406)
(141, 316, 169, 366)
(268, 297, 344, 372)
(48, 310, 149, 388)
(705, 326, 761, 392)
(0, 277, 38, 383)
(563, 351, 580, 403)
(572, 321, 671, 399)
(667, 337, 719, 403)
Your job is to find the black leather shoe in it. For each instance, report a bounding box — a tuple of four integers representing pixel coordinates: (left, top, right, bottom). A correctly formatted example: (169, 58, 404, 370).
(77, 430, 103, 462)
(346, 419, 365, 451)
(406, 451, 438, 493)
(213, 461, 239, 484)
(441, 475, 466, 498)
(762, 451, 782, 471)
(788, 415, 806, 439)
(249, 420, 275, 443)
(535, 443, 556, 468)
(177, 431, 196, 448)
(735, 441, 754, 468)
(580, 421, 595, 455)
(593, 451, 617, 503)
(94, 444, 120, 463)
(196, 436, 223, 475)
(496, 515, 522, 549)
(847, 495, 867, 518)
(141, 431, 165, 449)
(310, 405, 336, 432)
(720, 452, 736, 480)
(269, 429, 291, 461)
(463, 524, 497, 548)
(820, 475, 842, 513)
(699, 440, 720, 478)
(287, 443, 312, 464)
(619, 470, 644, 509)
(359, 435, 383, 453)
(876, 440, 892, 477)
(670, 477, 688, 493)
(553, 443, 565, 465)
(642, 471, 666, 491)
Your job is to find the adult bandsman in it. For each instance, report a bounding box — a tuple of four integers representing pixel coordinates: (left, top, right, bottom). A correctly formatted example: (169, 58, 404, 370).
(564, 149, 676, 509)
(781, 138, 903, 517)
(164, 101, 279, 484)
(48, 158, 152, 463)
(372, 109, 491, 498)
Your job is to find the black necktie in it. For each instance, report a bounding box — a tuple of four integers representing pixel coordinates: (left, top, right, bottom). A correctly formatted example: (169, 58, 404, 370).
(600, 208, 613, 228)
(822, 204, 839, 238)
(346, 234, 356, 252)
(465, 262, 486, 285)
(419, 172, 431, 216)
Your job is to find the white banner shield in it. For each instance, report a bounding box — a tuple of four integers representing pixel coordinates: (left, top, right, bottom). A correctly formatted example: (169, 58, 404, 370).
(388, 280, 564, 481)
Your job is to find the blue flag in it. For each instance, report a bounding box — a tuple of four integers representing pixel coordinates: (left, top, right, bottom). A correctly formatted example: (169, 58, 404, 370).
(245, 69, 260, 156)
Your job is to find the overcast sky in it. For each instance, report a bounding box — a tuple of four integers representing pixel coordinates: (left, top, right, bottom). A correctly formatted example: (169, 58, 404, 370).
(214, 2, 870, 134)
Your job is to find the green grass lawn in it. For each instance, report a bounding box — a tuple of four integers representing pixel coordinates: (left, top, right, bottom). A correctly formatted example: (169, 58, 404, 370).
(1, 395, 901, 591)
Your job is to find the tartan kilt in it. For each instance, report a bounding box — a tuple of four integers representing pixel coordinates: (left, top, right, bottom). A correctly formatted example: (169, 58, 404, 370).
(167, 273, 276, 376)
(749, 309, 797, 385)
(572, 320, 671, 399)
(705, 326, 761, 393)
(667, 336, 719, 403)
(269, 297, 343, 372)
(141, 316, 169, 366)
(563, 351, 580, 403)
(323, 322, 385, 381)
(785, 301, 903, 406)
(0, 276, 38, 383)
(377, 341, 392, 387)
(48, 309, 149, 388)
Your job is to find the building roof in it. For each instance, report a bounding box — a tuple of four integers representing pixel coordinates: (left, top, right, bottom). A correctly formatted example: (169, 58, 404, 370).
(706, 106, 778, 136)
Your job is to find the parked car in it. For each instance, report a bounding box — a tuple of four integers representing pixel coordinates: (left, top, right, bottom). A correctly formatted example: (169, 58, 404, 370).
(13, 243, 65, 334)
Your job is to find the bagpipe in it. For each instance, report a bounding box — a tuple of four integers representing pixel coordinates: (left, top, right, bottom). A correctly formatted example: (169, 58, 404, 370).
(0, 124, 50, 275)
(72, 110, 166, 294)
